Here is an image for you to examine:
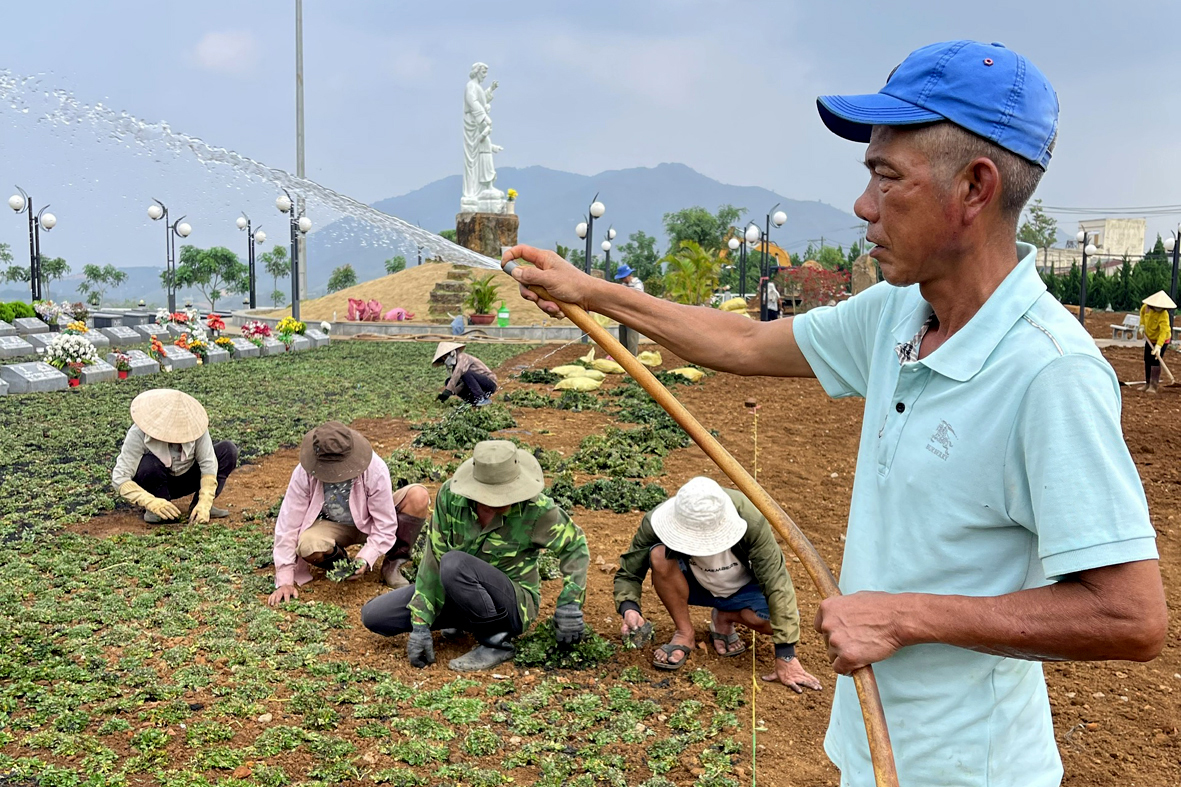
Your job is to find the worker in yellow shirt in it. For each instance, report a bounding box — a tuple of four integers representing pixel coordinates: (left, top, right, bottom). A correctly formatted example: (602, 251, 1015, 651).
(1139, 290, 1175, 393)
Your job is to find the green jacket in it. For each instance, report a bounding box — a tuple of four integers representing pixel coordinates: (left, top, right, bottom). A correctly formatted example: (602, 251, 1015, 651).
(614, 488, 802, 649)
(409, 481, 590, 629)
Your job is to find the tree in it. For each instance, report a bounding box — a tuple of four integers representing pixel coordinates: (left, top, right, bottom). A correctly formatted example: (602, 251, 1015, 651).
(662, 240, 721, 306)
(815, 246, 847, 271)
(259, 245, 289, 307)
(618, 231, 662, 282)
(1017, 199, 1059, 270)
(439, 229, 458, 242)
(327, 264, 358, 293)
(172, 246, 247, 312)
(662, 205, 744, 255)
(555, 243, 572, 260)
(4, 252, 70, 299)
(78, 264, 129, 307)
(384, 255, 407, 275)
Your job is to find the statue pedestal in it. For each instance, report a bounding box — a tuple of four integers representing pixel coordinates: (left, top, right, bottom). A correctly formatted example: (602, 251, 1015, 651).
(456, 212, 519, 259)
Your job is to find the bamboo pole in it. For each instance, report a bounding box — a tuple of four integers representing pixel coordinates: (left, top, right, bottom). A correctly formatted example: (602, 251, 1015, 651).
(502, 261, 900, 787)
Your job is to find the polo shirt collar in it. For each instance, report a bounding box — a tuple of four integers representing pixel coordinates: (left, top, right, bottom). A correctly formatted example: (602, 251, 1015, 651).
(890, 242, 1044, 382)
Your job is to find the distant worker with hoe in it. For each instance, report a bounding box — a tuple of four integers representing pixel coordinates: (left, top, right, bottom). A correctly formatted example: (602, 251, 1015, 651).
(112, 389, 238, 524)
(615, 477, 822, 692)
(268, 421, 430, 603)
(361, 440, 590, 672)
(433, 341, 497, 407)
(1139, 290, 1174, 393)
(613, 263, 645, 293)
(508, 40, 1166, 787)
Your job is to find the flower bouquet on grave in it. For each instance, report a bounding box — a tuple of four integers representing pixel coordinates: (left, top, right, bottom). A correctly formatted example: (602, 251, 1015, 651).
(241, 319, 272, 348)
(276, 316, 306, 349)
(34, 300, 70, 329)
(62, 320, 89, 335)
(112, 352, 132, 379)
(45, 334, 100, 382)
(214, 336, 236, 357)
(174, 333, 191, 351)
(187, 338, 209, 364)
(70, 302, 89, 322)
(149, 336, 170, 370)
(206, 313, 226, 337)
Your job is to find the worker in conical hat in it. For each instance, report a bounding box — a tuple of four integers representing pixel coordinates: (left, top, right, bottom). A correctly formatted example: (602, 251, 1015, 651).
(433, 341, 498, 407)
(1140, 290, 1175, 393)
(111, 389, 239, 524)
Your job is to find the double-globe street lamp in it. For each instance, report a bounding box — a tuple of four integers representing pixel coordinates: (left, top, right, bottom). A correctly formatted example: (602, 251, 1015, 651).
(574, 195, 606, 275)
(750, 206, 787, 321)
(8, 187, 57, 302)
(601, 226, 616, 275)
(147, 199, 192, 313)
(1076, 229, 1099, 328)
(1165, 228, 1180, 306)
(276, 190, 311, 320)
(236, 213, 267, 309)
(728, 223, 762, 301)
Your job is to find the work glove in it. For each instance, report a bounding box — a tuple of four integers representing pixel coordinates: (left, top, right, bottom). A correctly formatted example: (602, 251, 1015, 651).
(1153, 344, 1164, 359)
(553, 603, 585, 645)
(190, 474, 218, 524)
(437, 390, 453, 403)
(407, 624, 435, 668)
(118, 480, 181, 521)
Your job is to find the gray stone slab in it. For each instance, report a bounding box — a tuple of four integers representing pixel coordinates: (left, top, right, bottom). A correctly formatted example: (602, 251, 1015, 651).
(109, 350, 159, 377)
(228, 337, 261, 358)
(0, 320, 14, 337)
(205, 347, 230, 364)
(166, 324, 189, 338)
(0, 378, 7, 396)
(26, 334, 55, 353)
(122, 311, 152, 326)
(84, 332, 111, 351)
(91, 313, 122, 329)
(100, 326, 143, 348)
(134, 324, 170, 341)
(80, 360, 116, 385)
(158, 345, 198, 370)
(0, 335, 35, 359)
(289, 335, 312, 352)
(303, 328, 329, 348)
(1, 361, 68, 393)
(259, 337, 287, 357)
(12, 317, 49, 335)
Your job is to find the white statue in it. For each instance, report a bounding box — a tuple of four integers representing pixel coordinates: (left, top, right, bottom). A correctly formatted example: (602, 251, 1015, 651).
(461, 62, 505, 213)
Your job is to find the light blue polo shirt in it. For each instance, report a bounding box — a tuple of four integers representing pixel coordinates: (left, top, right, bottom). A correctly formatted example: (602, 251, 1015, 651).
(793, 242, 1157, 787)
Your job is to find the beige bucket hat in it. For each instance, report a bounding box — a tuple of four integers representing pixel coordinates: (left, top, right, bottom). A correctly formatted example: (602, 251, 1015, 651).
(1142, 291, 1177, 310)
(433, 341, 466, 365)
(130, 389, 209, 444)
(450, 440, 545, 506)
(299, 422, 374, 484)
(650, 477, 747, 557)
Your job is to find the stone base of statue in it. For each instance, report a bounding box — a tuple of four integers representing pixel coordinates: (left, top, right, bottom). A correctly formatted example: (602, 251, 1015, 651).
(851, 254, 879, 294)
(456, 212, 519, 260)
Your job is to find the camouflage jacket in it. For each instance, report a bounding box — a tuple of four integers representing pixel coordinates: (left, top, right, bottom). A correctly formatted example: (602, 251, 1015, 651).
(408, 481, 590, 629)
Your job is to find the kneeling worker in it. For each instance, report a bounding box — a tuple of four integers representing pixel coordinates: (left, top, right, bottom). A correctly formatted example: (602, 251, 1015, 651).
(112, 388, 238, 524)
(268, 422, 430, 605)
(615, 476, 822, 692)
(361, 440, 590, 671)
(433, 342, 498, 407)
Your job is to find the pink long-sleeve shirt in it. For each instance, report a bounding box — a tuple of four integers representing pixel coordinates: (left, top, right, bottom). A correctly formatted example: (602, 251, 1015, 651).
(272, 453, 399, 587)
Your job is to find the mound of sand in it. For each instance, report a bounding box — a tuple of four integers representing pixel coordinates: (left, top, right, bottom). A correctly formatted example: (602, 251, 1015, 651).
(264, 262, 559, 325)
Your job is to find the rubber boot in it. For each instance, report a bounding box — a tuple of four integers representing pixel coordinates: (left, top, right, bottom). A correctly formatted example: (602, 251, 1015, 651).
(307, 545, 350, 572)
(449, 614, 515, 672)
(1147, 366, 1162, 394)
(381, 558, 410, 589)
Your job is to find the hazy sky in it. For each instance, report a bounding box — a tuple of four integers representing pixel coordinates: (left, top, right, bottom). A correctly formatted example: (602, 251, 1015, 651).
(1, 0, 1179, 273)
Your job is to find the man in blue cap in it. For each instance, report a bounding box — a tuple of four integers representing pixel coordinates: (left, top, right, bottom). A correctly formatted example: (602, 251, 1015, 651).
(506, 40, 1166, 786)
(613, 263, 644, 293)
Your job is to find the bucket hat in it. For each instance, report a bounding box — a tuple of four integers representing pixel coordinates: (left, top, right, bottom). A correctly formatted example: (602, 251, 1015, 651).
(433, 341, 465, 365)
(299, 422, 373, 483)
(650, 477, 747, 557)
(130, 389, 209, 444)
(1143, 291, 1176, 310)
(450, 440, 545, 507)
(614, 264, 635, 281)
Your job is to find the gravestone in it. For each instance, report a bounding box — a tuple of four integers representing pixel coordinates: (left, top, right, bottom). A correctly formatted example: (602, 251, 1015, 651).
(205, 346, 231, 364)
(304, 328, 329, 348)
(290, 335, 312, 352)
(80, 359, 116, 385)
(91, 313, 122, 329)
(0, 378, 7, 396)
(12, 317, 49, 335)
(100, 326, 143, 348)
(108, 350, 158, 377)
(134, 324, 170, 341)
(0, 335, 35, 359)
(26, 334, 56, 353)
(851, 254, 879, 295)
(229, 337, 261, 359)
(0, 320, 15, 337)
(259, 337, 286, 357)
(122, 311, 152, 326)
(159, 345, 198, 370)
(1, 361, 68, 393)
(84, 332, 111, 352)
(166, 323, 190, 339)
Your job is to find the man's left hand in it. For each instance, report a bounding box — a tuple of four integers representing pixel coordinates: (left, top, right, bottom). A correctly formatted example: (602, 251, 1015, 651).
(814, 591, 908, 675)
(349, 560, 369, 580)
(553, 604, 584, 645)
(762, 657, 823, 693)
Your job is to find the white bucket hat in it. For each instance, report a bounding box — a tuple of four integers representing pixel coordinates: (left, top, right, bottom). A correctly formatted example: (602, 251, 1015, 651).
(1142, 291, 1177, 310)
(650, 477, 747, 557)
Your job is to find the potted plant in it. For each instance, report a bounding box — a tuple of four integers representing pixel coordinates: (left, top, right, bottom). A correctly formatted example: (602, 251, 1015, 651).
(112, 352, 132, 379)
(65, 361, 84, 387)
(465, 273, 500, 325)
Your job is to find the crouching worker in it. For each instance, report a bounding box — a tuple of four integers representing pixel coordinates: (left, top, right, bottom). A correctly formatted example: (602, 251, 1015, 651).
(433, 342, 498, 407)
(361, 440, 590, 672)
(112, 389, 238, 524)
(268, 422, 430, 605)
(614, 476, 822, 692)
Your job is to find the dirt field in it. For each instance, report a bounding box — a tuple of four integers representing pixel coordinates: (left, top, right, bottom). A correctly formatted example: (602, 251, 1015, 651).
(71, 342, 1180, 786)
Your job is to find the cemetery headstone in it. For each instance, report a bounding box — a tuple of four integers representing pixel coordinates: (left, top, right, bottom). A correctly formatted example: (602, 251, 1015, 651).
(159, 345, 198, 370)
(259, 337, 286, 357)
(0, 335, 35, 360)
(0, 377, 7, 396)
(122, 311, 152, 326)
(0, 320, 15, 338)
(100, 326, 143, 348)
(91, 313, 123, 329)
(109, 350, 158, 377)
(26, 334, 55, 353)
(304, 328, 329, 348)
(205, 347, 231, 364)
(84, 332, 111, 352)
(229, 337, 261, 359)
(12, 317, 49, 335)
(166, 323, 189, 338)
(80, 359, 116, 385)
(290, 335, 312, 352)
(133, 324, 170, 341)
(1, 361, 68, 393)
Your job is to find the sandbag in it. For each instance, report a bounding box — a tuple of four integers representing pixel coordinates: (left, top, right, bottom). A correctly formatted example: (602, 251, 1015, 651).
(719, 297, 748, 313)
(551, 365, 587, 377)
(592, 358, 626, 375)
(580, 348, 596, 365)
(670, 367, 705, 382)
(555, 376, 603, 391)
(638, 351, 663, 367)
(560, 367, 606, 381)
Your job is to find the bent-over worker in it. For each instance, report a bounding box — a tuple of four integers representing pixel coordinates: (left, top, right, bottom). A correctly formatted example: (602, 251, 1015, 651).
(434, 342, 497, 407)
(1139, 290, 1174, 393)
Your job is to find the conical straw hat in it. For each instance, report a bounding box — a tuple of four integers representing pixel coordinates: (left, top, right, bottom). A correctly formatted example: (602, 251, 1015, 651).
(433, 341, 465, 364)
(1142, 291, 1176, 310)
(130, 389, 209, 444)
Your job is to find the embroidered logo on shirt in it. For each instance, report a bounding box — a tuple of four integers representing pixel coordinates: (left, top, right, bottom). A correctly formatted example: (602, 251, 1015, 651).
(926, 420, 956, 461)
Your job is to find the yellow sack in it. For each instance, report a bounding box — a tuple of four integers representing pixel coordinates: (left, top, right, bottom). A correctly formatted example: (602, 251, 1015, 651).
(555, 376, 603, 391)
(638, 351, 662, 367)
(593, 358, 626, 374)
(551, 365, 586, 377)
(670, 367, 705, 382)
(592, 313, 612, 327)
(719, 297, 748, 313)
(559, 367, 605, 381)
(580, 347, 596, 365)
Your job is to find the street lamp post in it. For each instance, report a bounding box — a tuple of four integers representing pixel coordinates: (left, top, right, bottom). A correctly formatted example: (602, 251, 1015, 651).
(148, 199, 192, 313)
(277, 190, 311, 320)
(575, 194, 606, 275)
(601, 226, 616, 276)
(727, 234, 753, 301)
(1166, 229, 1180, 306)
(8, 187, 56, 302)
(1076, 230, 1098, 328)
(237, 213, 267, 309)
(751, 207, 786, 321)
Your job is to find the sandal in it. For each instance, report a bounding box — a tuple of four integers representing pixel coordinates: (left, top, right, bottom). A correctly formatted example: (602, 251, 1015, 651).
(652, 642, 693, 671)
(708, 624, 748, 657)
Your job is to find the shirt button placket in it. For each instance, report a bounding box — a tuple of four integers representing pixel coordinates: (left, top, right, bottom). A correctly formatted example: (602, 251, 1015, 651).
(877, 364, 929, 475)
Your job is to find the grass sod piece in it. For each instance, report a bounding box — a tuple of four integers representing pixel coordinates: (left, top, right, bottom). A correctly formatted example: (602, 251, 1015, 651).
(412, 403, 517, 452)
(546, 472, 668, 513)
(513, 619, 617, 670)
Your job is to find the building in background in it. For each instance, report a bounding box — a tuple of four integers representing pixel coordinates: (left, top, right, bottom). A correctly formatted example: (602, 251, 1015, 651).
(1039, 218, 1147, 274)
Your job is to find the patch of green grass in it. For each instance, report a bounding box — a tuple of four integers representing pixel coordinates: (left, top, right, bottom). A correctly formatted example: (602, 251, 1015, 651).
(513, 619, 617, 670)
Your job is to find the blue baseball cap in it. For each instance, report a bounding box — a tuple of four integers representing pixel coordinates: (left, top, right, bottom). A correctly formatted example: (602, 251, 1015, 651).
(613, 264, 634, 280)
(817, 40, 1059, 169)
